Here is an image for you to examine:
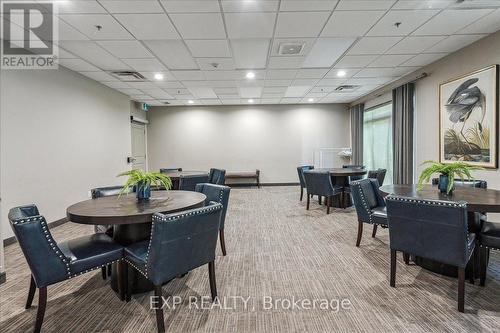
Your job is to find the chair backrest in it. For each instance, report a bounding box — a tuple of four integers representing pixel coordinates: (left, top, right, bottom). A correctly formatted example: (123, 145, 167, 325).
(91, 186, 132, 199)
(8, 205, 68, 288)
(350, 179, 386, 223)
(367, 169, 387, 187)
(179, 174, 210, 191)
(208, 168, 226, 185)
(160, 168, 182, 173)
(431, 178, 487, 189)
(297, 165, 314, 188)
(146, 202, 223, 285)
(303, 171, 335, 197)
(386, 196, 472, 268)
(343, 164, 365, 169)
(195, 183, 230, 230)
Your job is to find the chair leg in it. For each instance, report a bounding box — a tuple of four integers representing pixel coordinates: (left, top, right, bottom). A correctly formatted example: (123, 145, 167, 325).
(34, 287, 47, 333)
(107, 264, 112, 277)
(208, 261, 217, 301)
(126, 263, 133, 303)
(300, 187, 304, 201)
(403, 252, 410, 265)
(117, 261, 125, 301)
(355, 220, 363, 247)
(469, 253, 475, 285)
(154, 285, 166, 333)
(371, 225, 378, 238)
(26, 275, 37, 309)
(101, 267, 107, 280)
(219, 229, 227, 256)
(326, 197, 330, 214)
(480, 246, 488, 286)
(318, 196, 322, 205)
(458, 267, 465, 313)
(306, 193, 310, 210)
(390, 250, 397, 287)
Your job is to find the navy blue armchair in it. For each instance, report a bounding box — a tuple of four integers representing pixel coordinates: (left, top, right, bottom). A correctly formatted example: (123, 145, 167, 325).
(386, 196, 476, 312)
(9, 205, 125, 333)
(479, 221, 500, 286)
(195, 183, 231, 255)
(350, 179, 387, 247)
(208, 168, 226, 185)
(303, 171, 343, 214)
(124, 202, 223, 333)
(179, 174, 210, 191)
(367, 169, 387, 187)
(159, 168, 182, 173)
(297, 165, 314, 201)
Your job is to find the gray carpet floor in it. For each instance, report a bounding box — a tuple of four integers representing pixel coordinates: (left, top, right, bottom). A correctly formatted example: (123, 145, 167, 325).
(1, 186, 500, 332)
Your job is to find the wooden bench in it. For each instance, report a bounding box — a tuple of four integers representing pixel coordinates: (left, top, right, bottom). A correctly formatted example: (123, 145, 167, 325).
(225, 169, 260, 188)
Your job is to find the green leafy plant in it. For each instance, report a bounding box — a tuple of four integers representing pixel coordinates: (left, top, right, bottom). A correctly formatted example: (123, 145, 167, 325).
(117, 169, 172, 194)
(417, 160, 483, 194)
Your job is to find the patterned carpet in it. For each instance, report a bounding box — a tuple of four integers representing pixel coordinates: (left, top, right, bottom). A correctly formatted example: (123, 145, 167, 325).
(1, 186, 500, 332)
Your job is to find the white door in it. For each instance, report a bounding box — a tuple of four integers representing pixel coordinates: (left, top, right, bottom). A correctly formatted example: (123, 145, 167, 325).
(131, 122, 147, 171)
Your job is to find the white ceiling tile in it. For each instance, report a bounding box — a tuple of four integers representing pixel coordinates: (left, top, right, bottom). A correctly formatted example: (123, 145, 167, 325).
(79, 71, 117, 81)
(126, 81, 158, 90)
(145, 89, 174, 99)
(264, 79, 293, 86)
(102, 81, 134, 89)
(400, 53, 448, 67)
(459, 8, 500, 34)
(268, 57, 304, 69)
(449, 0, 500, 9)
(310, 86, 338, 93)
(356, 84, 383, 92)
(346, 77, 395, 85)
(263, 86, 287, 93)
(185, 40, 231, 57)
(333, 55, 378, 68)
(280, 1, 338, 11)
(296, 68, 329, 79)
(386, 36, 445, 54)
(161, 1, 221, 13)
(222, 0, 279, 12)
(97, 41, 153, 59)
(305, 92, 328, 98)
(60, 58, 100, 72)
(60, 14, 133, 40)
(392, 1, 453, 10)
(367, 10, 440, 36)
(225, 13, 276, 38)
(58, 1, 106, 14)
(196, 58, 236, 70)
(188, 87, 218, 99)
(59, 41, 130, 70)
(266, 69, 298, 80)
(58, 19, 89, 41)
(184, 80, 236, 87)
(261, 98, 282, 104)
(141, 72, 177, 81)
(214, 87, 238, 94)
(121, 58, 167, 71)
(355, 67, 417, 78)
(324, 68, 360, 78)
(99, 1, 164, 14)
(303, 37, 356, 68)
(203, 70, 241, 80)
(423, 34, 487, 53)
(336, 1, 396, 11)
(281, 97, 302, 103)
(317, 78, 346, 86)
(348, 37, 402, 55)
(114, 14, 180, 39)
(285, 85, 311, 97)
(144, 40, 198, 69)
(262, 93, 284, 98)
(165, 88, 190, 96)
(367, 54, 415, 67)
(231, 39, 270, 69)
(170, 13, 226, 39)
(200, 99, 222, 105)
(155, 81, 186, 89)
(237, 79, 265, 87)
(322, 11, 386, 37)
(275, 12, 330, 37)
(172, 70, 206, 81)
(413, 9, 493, 35)
(116, 88, 143, 96)
(293, 79, 319, 86)
(58, 48, 78, 59)
(239, 87, 263, 98)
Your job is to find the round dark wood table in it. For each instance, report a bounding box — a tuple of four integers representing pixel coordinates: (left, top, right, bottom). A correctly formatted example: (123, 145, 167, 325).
(160, 170, 208, 189)
(67, 190, 206, 294)
(312, 168, 367, 207)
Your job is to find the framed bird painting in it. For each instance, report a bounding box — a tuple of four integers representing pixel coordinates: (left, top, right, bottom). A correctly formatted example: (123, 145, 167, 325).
(439, 65, 499, 168)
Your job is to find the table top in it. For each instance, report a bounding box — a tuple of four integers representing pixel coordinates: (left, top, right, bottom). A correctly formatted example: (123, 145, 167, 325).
(67, 190, 206, 225)
(380, 184, 500, 213)
(160, 170, 208, 179)
(310, 168, 367, 176)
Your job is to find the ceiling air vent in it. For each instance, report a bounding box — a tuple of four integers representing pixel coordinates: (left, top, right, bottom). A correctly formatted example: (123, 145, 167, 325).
(109, 71, 146, 82)
(278, 42, 305, 55)
(335, 85, 360, 92)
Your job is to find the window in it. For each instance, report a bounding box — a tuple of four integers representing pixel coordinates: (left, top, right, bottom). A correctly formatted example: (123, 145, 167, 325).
(363, 102, 393, 185)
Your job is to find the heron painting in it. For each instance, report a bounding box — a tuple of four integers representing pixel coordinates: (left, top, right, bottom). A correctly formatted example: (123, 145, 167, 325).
(439, 65, 498, 168)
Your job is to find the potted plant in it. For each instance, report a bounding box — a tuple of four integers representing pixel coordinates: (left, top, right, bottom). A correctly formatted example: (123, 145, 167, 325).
(417, 161, 482, 194)
(118, 169, 172, 201)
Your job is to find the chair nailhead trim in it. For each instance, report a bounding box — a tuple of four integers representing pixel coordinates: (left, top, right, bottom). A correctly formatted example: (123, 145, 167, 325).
(68, 259, 123, 279)
(124, 259, 148, 278)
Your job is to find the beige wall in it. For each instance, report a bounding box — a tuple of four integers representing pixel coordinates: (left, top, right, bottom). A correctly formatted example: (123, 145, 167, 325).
(0, 67, 133, 240)
(147, 104, 350, 183)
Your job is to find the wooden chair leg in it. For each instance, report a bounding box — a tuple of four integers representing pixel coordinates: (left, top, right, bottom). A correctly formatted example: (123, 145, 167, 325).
(458, 267, 465, 313)
(219, 229, 227, 256)
(26, 275, 37, 309)
(101, 267, 107, 280)
(326, 197, 330, 214)
(469, 253, 475, 285)
(371, 225, 378, 238)
(208, 261, 217, 301)
(34, 287, 47, 333)
(306, 193, 310, 210)
(403, 252, 410, 265)
(154, 285, 166, 333)
(318, 196, 322, 205)
(126, 263, 133, 303)
(480, 246, 487, 286)
(300, 187, 304, 201)
(117, 261, 125, 301)
(390, 250, 397, 287)
(355, 220, 363, 247)
(107, 264, 112, 277)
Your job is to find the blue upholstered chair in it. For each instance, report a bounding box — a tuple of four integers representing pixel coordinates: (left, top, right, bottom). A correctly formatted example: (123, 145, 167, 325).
(297, 165, 314, 201)
(367, 169, 387, 187)
(386, 196, 476, 312)
(350, 179, 387, 247)
(208, 168, 226, 185)
(9, 205, 125, 333)
(479, 221, 500, 286)
(124, 202, 223, 333)
(195, 183, 231, 255)
(179, 174, 210, 191)
(343, 164, 365, 181)
(159, 167, 182, 173)
(303, 171, 343, 214)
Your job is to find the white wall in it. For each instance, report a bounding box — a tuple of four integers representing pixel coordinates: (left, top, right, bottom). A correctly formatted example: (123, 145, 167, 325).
(0, 67, 133, 240)
(147, 104, 350, 183)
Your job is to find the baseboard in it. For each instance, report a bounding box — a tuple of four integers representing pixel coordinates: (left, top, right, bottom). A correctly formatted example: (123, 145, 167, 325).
(226, 182, 299, 187)
(0, 271, 6, 285)
(3, 217, 68, 247)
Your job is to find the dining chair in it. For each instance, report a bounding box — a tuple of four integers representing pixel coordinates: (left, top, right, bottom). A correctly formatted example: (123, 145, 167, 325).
(367, 169, 387, 187)
(179, 174, 210, 191)
(9, 205, 125, 333)
(208, 168, 226, 185)
(343, 164, 365, 181)
(123, 202, 223, 333)
(479, 220, 500, 286)
(303, 171, 343, 214)
(159, 168, 182, 173)
(386, 196, 476, 312)
(350, 179, 387, 247)
(297, 165, 314, 201)
(195, 183, 231, 256)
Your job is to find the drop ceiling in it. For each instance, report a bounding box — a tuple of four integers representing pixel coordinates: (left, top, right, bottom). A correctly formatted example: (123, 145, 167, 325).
(9, 0, 500, 106)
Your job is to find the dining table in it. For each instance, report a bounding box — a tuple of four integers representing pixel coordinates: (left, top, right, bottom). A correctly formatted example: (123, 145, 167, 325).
(66, 190, 207, 295)
(160, 170, 208, 189)
(309, 168, 368, 207)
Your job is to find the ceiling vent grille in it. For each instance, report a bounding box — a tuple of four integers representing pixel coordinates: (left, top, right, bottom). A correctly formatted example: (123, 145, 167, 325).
(335, 85, 360, 92)
(109, 71, 146, 82)
(278, 42, 305, 55)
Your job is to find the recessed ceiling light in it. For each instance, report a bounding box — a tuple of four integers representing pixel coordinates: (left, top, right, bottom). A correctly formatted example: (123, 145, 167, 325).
(246, 72, 255, 79)
(308, 98, 314, 102)
(337, 70, 346, 77)
(248, 99, 254, 103)
(188, 100, 194, 104)
(154, 73, 164, 80)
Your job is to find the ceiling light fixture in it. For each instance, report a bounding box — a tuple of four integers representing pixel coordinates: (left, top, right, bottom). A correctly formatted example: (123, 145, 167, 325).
(188, 100, 194, 104)
(337, 70, 347, 77)
(248, 99, 254, 103)
(154, 73, 164, 80)
(246, 72, 255, 79)
(308, 98, 314, 102)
